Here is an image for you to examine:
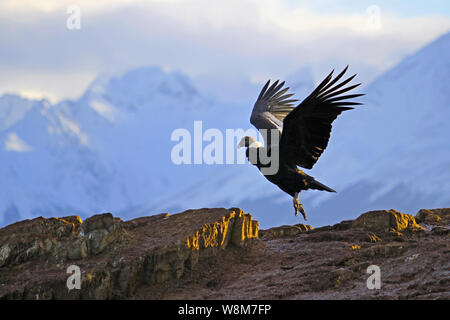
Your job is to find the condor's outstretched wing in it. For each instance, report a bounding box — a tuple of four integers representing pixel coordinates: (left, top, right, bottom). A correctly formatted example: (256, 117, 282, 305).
(250, 80, 298, 148)
(279, 66, 364, 169)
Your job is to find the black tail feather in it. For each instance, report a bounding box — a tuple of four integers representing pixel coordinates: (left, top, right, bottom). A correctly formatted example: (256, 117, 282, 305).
(310, 179, 336, 193)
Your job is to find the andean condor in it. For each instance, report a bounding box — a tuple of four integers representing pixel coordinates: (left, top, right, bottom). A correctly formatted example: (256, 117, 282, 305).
(238, 66, 364, 220)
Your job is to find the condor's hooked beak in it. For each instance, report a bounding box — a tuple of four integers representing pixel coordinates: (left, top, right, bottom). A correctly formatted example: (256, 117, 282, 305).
(238, 140, 246, 149)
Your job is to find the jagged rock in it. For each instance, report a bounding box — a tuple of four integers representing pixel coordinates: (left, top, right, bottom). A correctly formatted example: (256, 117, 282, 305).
(67, 239, 88, 260)
(0, 208, 259, 299)
(0, 244, 11, 267)
(313, 268, 355, 291)
(81, 213, 125, 256)
(416, 209, 449, 225)
(82, 213, 115, 234)
(431, 226, 450, 236)
(0, 216, 79, 268)
(367, 232, 382, 243)
(259, 224, 313, 239)
(133, 208, 259, 285)
(230, 210, 259, 247)
(353, 209, 425, 233)
(363, 243, 405, 258)
(60, 216, 83, 233)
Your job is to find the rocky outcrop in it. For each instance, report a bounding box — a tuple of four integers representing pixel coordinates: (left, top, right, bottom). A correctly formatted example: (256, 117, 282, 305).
(0, 208, 258, 299)
(0, 207, 448, 300)
(259, 224, 313, 239)
(415, 208, 449, 225)
(352, 209, 425, 233)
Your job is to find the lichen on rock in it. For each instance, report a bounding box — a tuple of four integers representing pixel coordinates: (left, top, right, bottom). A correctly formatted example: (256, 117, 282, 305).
(353, 209, 424, 233)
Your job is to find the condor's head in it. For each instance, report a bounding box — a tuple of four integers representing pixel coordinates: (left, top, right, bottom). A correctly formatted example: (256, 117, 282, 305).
(238, 136, 262, 149)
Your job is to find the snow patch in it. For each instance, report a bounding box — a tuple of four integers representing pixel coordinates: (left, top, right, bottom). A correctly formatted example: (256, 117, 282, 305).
(89, 99, 117, 123)
(56, 111, 89, 145)
(4, 133, 33, 152)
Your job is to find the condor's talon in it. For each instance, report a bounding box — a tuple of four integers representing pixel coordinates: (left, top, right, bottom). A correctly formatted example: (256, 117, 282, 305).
(293, 193, 299, 217)
(293, 193, 307, 220)
(298, 204, 307, 220)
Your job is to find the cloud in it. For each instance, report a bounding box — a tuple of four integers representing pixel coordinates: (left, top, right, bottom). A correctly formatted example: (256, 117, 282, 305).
(0, 0, 142, 13)
(0, 0, 449, 101)
(0, 70, 95, 103)
(4, 133, 33, 152)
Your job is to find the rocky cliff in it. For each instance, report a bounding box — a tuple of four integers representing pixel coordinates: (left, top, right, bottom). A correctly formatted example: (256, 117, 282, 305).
(0, 207, 448, 299)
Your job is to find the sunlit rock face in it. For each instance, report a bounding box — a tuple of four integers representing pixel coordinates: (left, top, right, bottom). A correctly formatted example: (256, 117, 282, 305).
(352, 209, 425, 233)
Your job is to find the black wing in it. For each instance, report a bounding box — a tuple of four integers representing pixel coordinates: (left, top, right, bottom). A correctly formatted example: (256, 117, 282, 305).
(279, 66, 364, 169)
(250, 80, 298, 147)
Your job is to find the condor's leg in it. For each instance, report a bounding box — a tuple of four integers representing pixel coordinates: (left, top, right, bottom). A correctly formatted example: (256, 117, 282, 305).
(293, 192, 307, 220)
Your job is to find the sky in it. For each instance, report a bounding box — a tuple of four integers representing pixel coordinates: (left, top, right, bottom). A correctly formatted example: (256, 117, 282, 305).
(0, 0, 449, 103)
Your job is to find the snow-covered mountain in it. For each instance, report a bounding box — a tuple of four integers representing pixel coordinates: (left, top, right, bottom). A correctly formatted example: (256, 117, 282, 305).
(1, 32, 449, 228)
(0, 67, 249, 226)
(0, 94, 102, 225)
